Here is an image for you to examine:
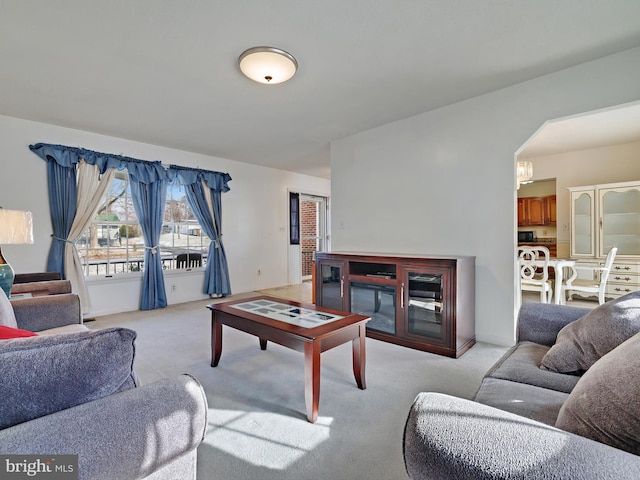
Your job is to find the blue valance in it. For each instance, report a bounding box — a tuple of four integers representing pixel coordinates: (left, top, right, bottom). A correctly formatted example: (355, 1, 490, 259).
(30, 143, 124, 174)
(167, 164, 231, 192)
(125, 160, 167, 184)
(29, 143, 230, 188)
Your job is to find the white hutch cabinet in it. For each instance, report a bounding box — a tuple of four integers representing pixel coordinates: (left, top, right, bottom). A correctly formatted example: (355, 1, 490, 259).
(568, 180, 640, 299)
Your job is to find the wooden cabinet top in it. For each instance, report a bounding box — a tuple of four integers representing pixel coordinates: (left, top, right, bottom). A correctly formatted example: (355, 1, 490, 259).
(315, 251, 475, 262)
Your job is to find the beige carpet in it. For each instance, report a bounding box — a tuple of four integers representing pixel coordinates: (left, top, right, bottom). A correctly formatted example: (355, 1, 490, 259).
(90, 292, 508, 480)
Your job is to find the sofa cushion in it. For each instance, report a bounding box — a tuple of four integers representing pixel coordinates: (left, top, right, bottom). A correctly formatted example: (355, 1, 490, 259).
(0, 327, 138, 429)
(0, 325, 38, 339)
(0, 289, 18, 328)
(474, 377, 570, 426)
(37, 324, 90, 336)
(485, 342, 580, 394)
(540, 291, 640, 374)
(556, 332, 640, 455)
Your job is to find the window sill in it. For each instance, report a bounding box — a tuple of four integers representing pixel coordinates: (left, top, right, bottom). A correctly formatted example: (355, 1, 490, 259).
(85, 268, 205, 284)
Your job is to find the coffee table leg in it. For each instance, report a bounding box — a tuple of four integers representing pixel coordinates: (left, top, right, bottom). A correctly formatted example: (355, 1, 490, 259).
(304, 340, 321, 423)
(352, 323, 366, 390)
(211, 317, 222, 367)
(259, 338, 267, 350)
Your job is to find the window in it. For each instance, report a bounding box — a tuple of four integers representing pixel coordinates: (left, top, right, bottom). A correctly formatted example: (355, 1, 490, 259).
(161, 181, 211, 268)
(78, 173, 210, 277)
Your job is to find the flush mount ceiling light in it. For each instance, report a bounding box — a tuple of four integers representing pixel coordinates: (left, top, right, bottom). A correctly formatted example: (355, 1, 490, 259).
(238, 46, 298, 84)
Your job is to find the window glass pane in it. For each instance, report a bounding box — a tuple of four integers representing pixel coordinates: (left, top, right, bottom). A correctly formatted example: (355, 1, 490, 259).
(80, 175, 211, 276)
(162, 181, 210, 269)
(79, 172, 144, 276)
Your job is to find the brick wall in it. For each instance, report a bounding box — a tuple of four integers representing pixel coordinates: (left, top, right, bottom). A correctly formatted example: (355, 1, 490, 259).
(301, 201, 317, 276)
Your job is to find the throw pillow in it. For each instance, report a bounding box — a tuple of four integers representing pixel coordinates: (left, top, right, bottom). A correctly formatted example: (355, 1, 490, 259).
(0, 327, 138, 429)
(0, 288, 18, 328)
(0, 325, 38, 339)
(556, 332, 640, 455)
(540, 291, 640, 374)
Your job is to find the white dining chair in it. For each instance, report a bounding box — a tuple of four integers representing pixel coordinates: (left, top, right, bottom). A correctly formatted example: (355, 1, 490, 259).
(518, 246, 553, 303)
(562, 247, 618, 305)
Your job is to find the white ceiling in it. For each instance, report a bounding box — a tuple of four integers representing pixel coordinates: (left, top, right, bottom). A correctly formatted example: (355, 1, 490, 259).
(2, 1, 640, 179)
(519, 102, 640, 158)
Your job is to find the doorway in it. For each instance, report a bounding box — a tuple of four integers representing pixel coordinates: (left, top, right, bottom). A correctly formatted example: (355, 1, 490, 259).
(300, 194, 328, 281)
(513, 100, 640, 309)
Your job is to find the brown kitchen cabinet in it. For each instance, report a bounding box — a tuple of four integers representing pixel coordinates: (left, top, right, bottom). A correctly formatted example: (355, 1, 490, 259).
(546, 195, 557, 225)
(314, 252, 475, 358)
(518, 195, 556, 226)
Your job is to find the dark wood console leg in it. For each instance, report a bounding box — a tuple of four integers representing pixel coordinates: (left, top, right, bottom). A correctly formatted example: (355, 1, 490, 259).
(304, 340, 321, 423)
(352, 323, 366, 390)
(211, 316, 222, 367)
(259, 338, 267, 350)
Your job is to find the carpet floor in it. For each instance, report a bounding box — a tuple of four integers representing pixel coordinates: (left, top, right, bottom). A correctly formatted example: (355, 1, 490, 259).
(90, 293, 508, 480)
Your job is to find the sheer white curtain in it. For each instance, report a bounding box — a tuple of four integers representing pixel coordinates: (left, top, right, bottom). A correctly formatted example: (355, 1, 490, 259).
(65, 160, 115, 312)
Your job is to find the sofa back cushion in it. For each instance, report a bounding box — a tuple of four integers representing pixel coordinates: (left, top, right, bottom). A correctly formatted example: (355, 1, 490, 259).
(540, 291, 640, 374)
(555, 332, 640, 455)
(0, 327, 138, 429)
(0, 289, 18, 328)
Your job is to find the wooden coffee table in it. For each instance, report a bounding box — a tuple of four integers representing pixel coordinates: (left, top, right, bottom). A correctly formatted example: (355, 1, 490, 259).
(207, 295, 370, 423)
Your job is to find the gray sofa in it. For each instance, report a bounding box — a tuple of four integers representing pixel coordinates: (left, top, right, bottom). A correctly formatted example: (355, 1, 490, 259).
(404, 299, 640, 480)
(1, 291, 208, 480)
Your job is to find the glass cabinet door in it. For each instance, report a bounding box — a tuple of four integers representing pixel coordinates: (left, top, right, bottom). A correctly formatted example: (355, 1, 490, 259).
(318, 262, 345, 311)
(401, 267, 448, 342)
(600, 186, 640, 256)
(350, 282, 396, 334)
(571, 190, 595, 257)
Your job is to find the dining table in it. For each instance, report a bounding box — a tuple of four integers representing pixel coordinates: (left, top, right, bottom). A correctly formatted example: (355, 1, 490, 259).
(531, 257, 576, 304)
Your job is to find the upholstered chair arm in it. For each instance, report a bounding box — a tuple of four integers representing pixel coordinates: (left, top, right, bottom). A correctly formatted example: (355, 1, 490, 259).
(0, 375, 208, 480)
(516, 302, 589, 346)
(404, 393, 640, 480)
(11, 293, 82, 331)
(11, 279, 72, 295)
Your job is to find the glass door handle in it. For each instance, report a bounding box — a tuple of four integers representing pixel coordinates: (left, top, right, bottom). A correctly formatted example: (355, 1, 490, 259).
(401, 282, 405, 309)
(340, 278, 344, 298)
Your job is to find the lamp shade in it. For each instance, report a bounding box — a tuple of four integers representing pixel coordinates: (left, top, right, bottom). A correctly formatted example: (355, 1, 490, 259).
(0, 209, 34, 244)
(238, 47, 298, 84)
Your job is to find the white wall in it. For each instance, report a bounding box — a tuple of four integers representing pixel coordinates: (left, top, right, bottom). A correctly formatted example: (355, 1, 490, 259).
(0, 115, 330, 316)
(528, 140, 640, 257)
(518, 180, 556, 197)
(330, 46, 640, 347)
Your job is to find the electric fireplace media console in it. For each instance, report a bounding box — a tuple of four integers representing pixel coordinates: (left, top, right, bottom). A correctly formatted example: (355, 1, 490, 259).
(314, 252, 475, 358)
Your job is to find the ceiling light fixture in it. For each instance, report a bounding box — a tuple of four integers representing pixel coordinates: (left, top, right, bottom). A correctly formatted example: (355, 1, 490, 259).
(238, 46, 298, 84)
(517, 161, 534, 189)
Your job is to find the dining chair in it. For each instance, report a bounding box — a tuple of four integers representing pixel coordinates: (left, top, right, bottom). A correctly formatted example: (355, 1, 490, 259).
(518, 246, 553, 303)
(176, 253, 202, 269)
(561, 247, 618, 305)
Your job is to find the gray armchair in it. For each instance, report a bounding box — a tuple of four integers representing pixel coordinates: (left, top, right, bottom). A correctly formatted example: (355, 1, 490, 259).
(1, 375, 207, 480)
(1, 293, 208, 480)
